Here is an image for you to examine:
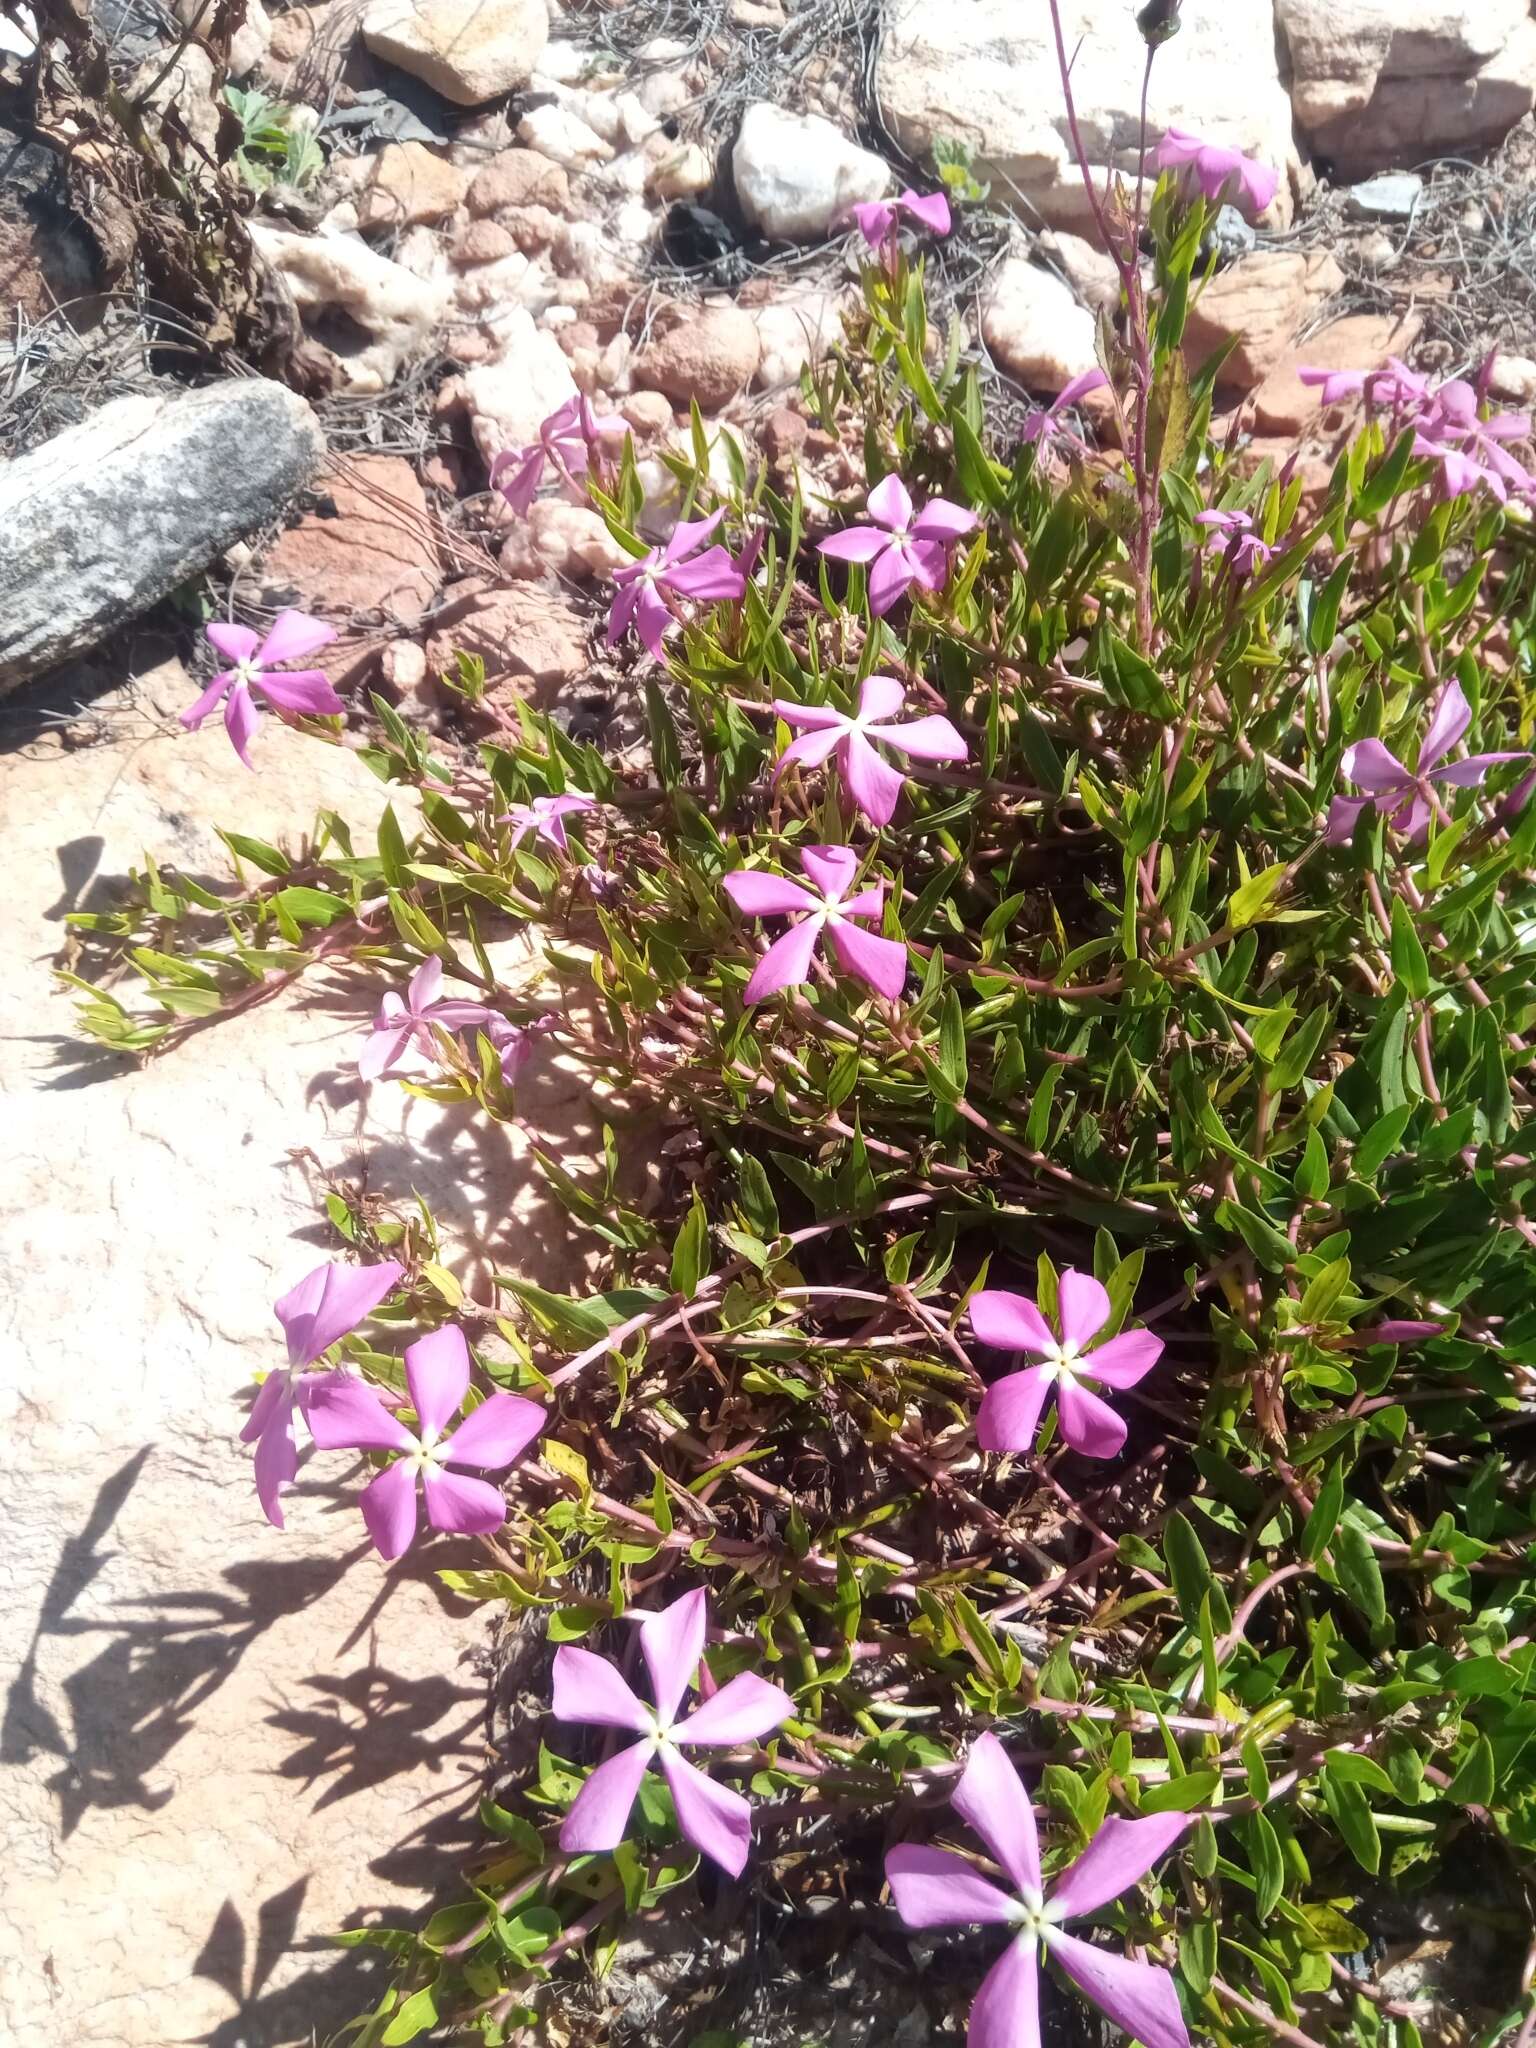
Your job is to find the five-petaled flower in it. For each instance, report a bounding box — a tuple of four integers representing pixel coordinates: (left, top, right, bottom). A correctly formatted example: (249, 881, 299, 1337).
(970, 1270, 1164, 1460)
(1022, 368, 1111, 453)
(181, 611, 343, 770)
(722, 844, 907, 1004)
(498, 793, 599, 857)
(1154, 127, 1277, 217)
(243, 1258, 403, 1527)
(486, 1011, 558, 1086)
(1327, 680, 1528, 844)
(306, 1325, 544, 1559)
(773, 676, 968, 826)
(1296, 356, 1428, 413)
(357, 956, 499, 1083)
(553, 1588, 793, 1875)
(886, 1732, 1190, 2048)
(818, 474, 977, 617)
(1194, 507, 1273, 578)
(492, 394, 628, 516)
(849, 186, 952, 251)
(608, 510, 747, 660)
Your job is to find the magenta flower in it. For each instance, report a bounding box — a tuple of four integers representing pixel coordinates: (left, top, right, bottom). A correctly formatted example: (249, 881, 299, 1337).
(486, 1011, 558, 1085)
(491, 395, 628, 516)
(1412, 379, 1534, 503)
(498, 792, 598, 857)
(970, 1270, 1163, 1460)
(818, 474, 977, 617)
(306, 1325, 544, 1559)
(358, 956, 499, 1083)
(1296, 356, 1429, 412)
(722, 844, 907, 1004)
(181, 611, 343, 770)
(773, 675, 968, 826)
(552, 1589, 793, 1876)
(608, 509, 747, 660)
(1154, 126, 1277, 217)
(1194, 507, 1273, 577)
(242, 1258, 404, 1527)
(1021, 368, 1111, 452)
(886, 1732, 1190, 2048)
(1327, 680, 1528, 844)
(849, 187, 952, 249)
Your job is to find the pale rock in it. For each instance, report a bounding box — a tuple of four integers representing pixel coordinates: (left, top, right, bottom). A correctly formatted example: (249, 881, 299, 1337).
(462, 309, 579, 468)
(878, 0, 1296, 231)
(170, 0, 269, 73)
(1345, 171, 1424, 222)
(466, 147, 570, 217)
(649, 138, 713, 201)
(981, 259, 1098, 393)
(533, 35, 590, 83)
(253, 222, 450, 392)
(613, 197, 656, 250)
(1250, 311, 1422, 436)
(425, 579, 590, 688)
(451, 249, 533, 313)
(1182, 249, 1345, 391)
(518, 102, 614, 167)
(361, 0, 547, 104)
(621, 389, 676, 439)
(1039, 229, 1121, 315)
(732, 101, 890, 240)
(0, 656, 598, 2048)
(0, 381, 322, 692)
(1491, 354, 1536, 405)
(131, 44, 221, 157)
(394, 223, 451, 280)
(357, 139, 471, 231)
(751, 289, 847, 389)
(635, 304, 760, 411)
(614, 89, 660, 147)
(556, 217, 625, 289)
(382, 637, 429, 687)
(598, 331, 632, 392)
(1276, 0, 1536, 175)
(501, 500, 634, 581)
(0, 6, 37, 53)
(502, 202, 566, 252)
(637, 60, 693, 120)
(591, 146, 653, 198)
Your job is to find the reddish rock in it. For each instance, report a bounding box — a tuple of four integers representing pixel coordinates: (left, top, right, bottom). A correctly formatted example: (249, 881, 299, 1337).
(502, 203, 566, 253)
(634, 304, 760, 412)
(466, 149, 570, 219)
(357, 141, 470, 232)
(258, 454, 440, 629)
(424, 580, 591, 692)
(1183, 249, 1345, 392)
(1250, 312, 1422, 436)
(450, 218, 517, 267)
(762, 405, 808, 461)
(556, 319, 601, 361)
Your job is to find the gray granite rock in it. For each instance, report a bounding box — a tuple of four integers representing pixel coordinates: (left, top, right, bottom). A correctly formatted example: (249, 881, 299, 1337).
(0, 379, 324, 693)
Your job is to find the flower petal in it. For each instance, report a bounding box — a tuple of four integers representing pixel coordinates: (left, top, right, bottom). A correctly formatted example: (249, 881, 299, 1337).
(842, 728, 907, 826)
(241, 1366, 292, 1446)
(442, 1392, 545, 1470)
(358, 1023, 416, 1081)
(223, 680, 260, 769)
(899, 188, 952, 235)
(773, 696, 847, 733)
(633, 583, 673, 661)
(1057, 1270, 1111, 1350)
(1043, 1931, 1189, 2048)
(552, 1645, 653, 1732)
(405, 1325, 471, 1439)
(252, 1394, 298, 1529)
(180, 673, 232, 733)
(205, 621, 261, 665)
(358, 1458, 420, 1560)
(953, 1730, 1042, 1898)
(421, 1465, 507, 1535)
(799, 844, 860, 901)
(664, 546, 746, 603)
(1055, 1378, 1128, 1459)
(818, 524, 891, 564)
(723, 870, 820, 918)
(560, 1738, 655, 1853)
(884, 1845, 1022, 1929)
(857, 675, 907, 722)
(304, 1377, 417, 1453)
(866, 542, 915, 615)
(827, 918, 908, 1000)
(1325, 794, 1371, 845)
(969, 1291, 1056, 1355)
(658, 1747, 754, 1876)
(275, 1259, 404, 1368)
(870, 713, 969, 764)
(258, 609, 339, 665)
(665, 508, 725, 558)
(976, 1367, 1053, 1452)
(1082, 1328, 1163, 1389)
(1431, 750, 1528, 787)
(1418, 681, 1473, 772)
(1048, 1813, 1190, 1923)
(1341, 738, 1413, 794)
(679, 1672, 794, 1747)
(257, 669, 344, 716)
(775, 726, 846, 781)
(970, 1934, 1042, 2048)
(911, 496, 977, 542)
(866, 472, 914, 532)
(745, 917, 823, 1003)
(640, 1587, 707, 1727)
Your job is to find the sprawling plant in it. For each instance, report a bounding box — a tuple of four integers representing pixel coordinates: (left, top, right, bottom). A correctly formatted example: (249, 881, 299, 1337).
(68, 20, 1536, 2048)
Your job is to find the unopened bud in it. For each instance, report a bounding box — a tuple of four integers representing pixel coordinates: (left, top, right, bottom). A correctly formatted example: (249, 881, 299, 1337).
(1136, 0, 1181, 45)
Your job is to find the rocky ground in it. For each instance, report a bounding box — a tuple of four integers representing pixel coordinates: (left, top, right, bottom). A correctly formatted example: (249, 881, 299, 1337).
(4, 0, 1536, 2042)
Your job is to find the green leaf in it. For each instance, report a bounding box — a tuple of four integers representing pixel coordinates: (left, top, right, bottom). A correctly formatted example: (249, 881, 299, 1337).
(1302, 1461, 1345, 1563)
(1245, 1811, 1284, 1921)
(1229, 860, 1288, 929)
(1321, 1767, 1381, 1873)
(1447, 1733, 1495, 1807)
(377, 803, 410, 889)
(381, 1982, 440, 2043)
(1389, 897, 1430, 998)
(1332, 1515, 1387, 1631)
(1164, 1511, 1213, 1627)
(1141, 1769, 1220, 1813)
(670, 1194, 711, 1297)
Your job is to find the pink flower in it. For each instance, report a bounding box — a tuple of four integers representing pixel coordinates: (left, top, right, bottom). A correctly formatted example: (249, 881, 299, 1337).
(552, 1589, 793, 1876)
(1327, 680, 1528, 844)
(608, 510, 747, 660)
(306, 1325, 544, 1559)
(498, 793, 598, 857)
(358, 956, 499, 1083)
(722, 844, 907, 1004)
(970, 1270, 1163, 1460)
(491, 395, 628, 516)
(181, 611, 342, 770)
(1021, 368, 1111, 452)
(1154, 126, 1277, 217)
(1412, 379, 1534, 503)
(849, 187, 952, 249)
(242, 1258, 404, 1527)
(773, 675, 968, 826)
(1296, 356, 1429, 412)
(886, 1732, 1190, 2048)
(1194, 507, 1273, 577)
(486, 1012, 558, 1085)
(818, 474, 977, 617)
